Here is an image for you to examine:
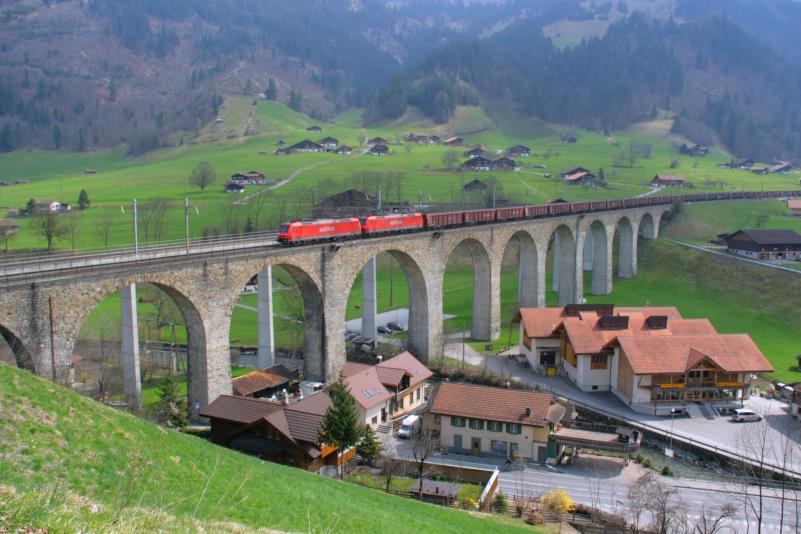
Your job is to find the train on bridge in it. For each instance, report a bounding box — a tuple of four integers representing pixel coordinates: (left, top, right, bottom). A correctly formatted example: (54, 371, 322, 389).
(277, 189, 801, 244)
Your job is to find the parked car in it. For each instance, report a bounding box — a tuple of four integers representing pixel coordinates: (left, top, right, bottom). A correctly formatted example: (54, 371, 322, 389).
(397, 414, 421, 439)
(386, 322, 403, 332)
(731, 409, 762, 422)
(377, 326, 390, 334)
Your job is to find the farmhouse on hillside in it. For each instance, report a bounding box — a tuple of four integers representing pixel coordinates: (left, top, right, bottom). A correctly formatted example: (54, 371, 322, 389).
(443, 136, 464, 147)
(368, 144, 389, 156)
(230, 171, 266, 185)
(317, 136, 339, 149)
(28, 199, 69, 215)
(341, 351, 432, 428)
(463, 146, 485, 158)
(651, 174, 686, 188)
(771, 161, 793, 174)
(367, 136, 388, 146)
(427, 382, 565, 463)
(507, 144, 531, 157)
(199, 392, 353, 475)
(283, 139, 323, 154)
(491, 156, 516, 171)
(512, 304, 773, 415)
(335, 145, 353, 155)
(460, 156, 492, 171)
(679, 143, 708, 156)
(225, 183, 245, 193)
(461, 179, 488, 192)
(788, 199, 801, 216)
(561, 167, 595, 185)
(307, 125, 322, 133)
(725, 228, 801, 261)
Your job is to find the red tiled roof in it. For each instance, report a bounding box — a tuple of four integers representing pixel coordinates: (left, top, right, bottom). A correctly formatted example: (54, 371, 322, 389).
(564, 171, 590, 182)
(430, 382, 555, 427)
(513, 308, 568, 338)
(232, 365, 296, 397)
(198, 395, 283, 424)
(788, 199, 801, 210)
(615, 334, 773, 375)
(341, 361, 371, 378)
(377, 351, 433, 388)
(653, 174, 686, 182)
(343, 366, 394, 410)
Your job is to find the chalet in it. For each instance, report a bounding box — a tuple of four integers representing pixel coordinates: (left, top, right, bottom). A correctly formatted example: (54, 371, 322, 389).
(367, 137, 388, 147)
(725, 229, 801, 261)
(751, 165, 770, 175)
(507, 145, 531, 157)
(491, 156, 517, 171)
(274, 148, 289, 155)
(232, 365, 299, 399)
(443, 136, 464, 147)
(771, 161, 793, 174)
(788, 199, 801, 216)
(313, 189, 374, 217)
(562, 169, 595, 185)
(404, 133, 438, 144)
(306, 125, 322, 133)
(335, 145, 353, 155)
(427, 382, 565, 463)
(230, 171, 266, 185)
(651, 174, 686, 188)
(463, 146, 485, 158)
(285, 139, 323, 154)
(461, 156, 492, 171)
(14, 179, 29, 185)
(561, 134, 578, 144)
(679, 143, 708, 156)
(0, 218, 20, 235)
(730, 158, 755, 169)
(225, 183, 245, 193)
(462, 179, 488, 193)
(317, 136, 339, 149)
(368, 144, 389, 156)
(199, 392, 353, 474)
(341, 351, 432, 428)
(512, 305, 773, 415)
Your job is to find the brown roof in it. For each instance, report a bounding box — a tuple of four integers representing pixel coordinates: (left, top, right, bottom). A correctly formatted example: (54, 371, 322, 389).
(615, 334, 773, 375)
(344, 366, 394, 410)
(788, 199, 801, 209)
(430, 382, 555, 427)
(653, 174, 686, 182)
(377, 351, 433, 388)
(232, 365, 296, 397)
(341, 361, 371, 378)
(198, 395, 283, 424)
(564, 171, 590, 182)
(513, 307, 569, 338)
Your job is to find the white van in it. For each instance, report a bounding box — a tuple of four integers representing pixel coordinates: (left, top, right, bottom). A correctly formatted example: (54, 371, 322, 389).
(731, 409, 762, 422)
(398, 415, 421, 439)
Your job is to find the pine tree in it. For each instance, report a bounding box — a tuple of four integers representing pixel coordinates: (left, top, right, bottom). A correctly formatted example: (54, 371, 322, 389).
(321, 378, 362, 477)
(78, 189, 90, 210)
(289, 89, 303, 112)
(265, 78, 277, 100)
(357, 425, 382, 466)
(157, 376, 188, 428)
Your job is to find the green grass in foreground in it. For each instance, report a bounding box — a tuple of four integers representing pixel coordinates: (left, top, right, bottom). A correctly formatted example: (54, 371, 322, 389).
(0, 363, 544, 534)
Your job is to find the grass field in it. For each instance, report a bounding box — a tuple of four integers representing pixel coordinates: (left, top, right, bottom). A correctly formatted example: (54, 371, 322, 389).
(0, 97, 798, 251)
(0, 363, 546, 533)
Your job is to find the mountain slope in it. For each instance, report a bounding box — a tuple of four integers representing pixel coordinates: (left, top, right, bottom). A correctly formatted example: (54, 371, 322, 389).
(0, 363, 540, 533)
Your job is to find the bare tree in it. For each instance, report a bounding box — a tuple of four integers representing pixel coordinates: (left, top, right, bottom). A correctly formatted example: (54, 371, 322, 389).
(34, 211, 68, 251)
(634, 471, 686, 534)
(190, 161, 216, 193)
(411, 428, 439, 501)
(0, 219, 19, 252)
(442, 150, 459, 170)
(249, 191, 271, 232)
(96, 211, 115, 249)
(693, 502, 737, 534)
(63, 211, 81, 250)
(138, 198, 172, 242)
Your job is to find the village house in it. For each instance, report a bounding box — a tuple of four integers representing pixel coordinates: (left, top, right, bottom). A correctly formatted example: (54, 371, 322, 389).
(443, 136, 464, 147)
(225, 183, 245, 193)
(679, 143, 708, 156)
(282, 139, 324, 154)
(651, 174, 686, 188)
(512, 305, 773, 415)
(317, 136, 339, 149)
(507, 145, 531, 157)
(561, 134, 578, 144)
(368, 144, 389, 156)
(342, 351, 432, 428)
(461, 179, 488, 193)
(751, 165, 770, 175)
(232, 364, 299, 399)
(230, 171, 266, 185)
(771, 161, 793, 174)
(788, 199, 801, 216)
(307, 125, 322, 133)
(335, 145, 352, 155)
(461, 156, 492, 171)
(561, 167, 595, 185)
(199, 392, 352, 475)
(427, 382, 565, 463)
(729, 158, 755, 169)
(725, 228, 801, 261)
(367, 136, 388, 147)
(463, 145, 485, 158)
(491, 156, 517, 171)
(403, 133, 439, 144)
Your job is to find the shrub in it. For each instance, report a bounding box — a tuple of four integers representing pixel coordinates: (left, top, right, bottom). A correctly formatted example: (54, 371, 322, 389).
(492, 492, 508, 513)
(634, 453, 644, 464)
(525, 511, 545, 525)
(540, 489, 574, 514)
(661, 465, 674, 477)
(463, 497, 478, 509)
(642, 458, 652, 469)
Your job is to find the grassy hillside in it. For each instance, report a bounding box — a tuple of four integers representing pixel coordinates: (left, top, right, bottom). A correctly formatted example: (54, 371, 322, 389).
(0, 99, 798, 252)
(0, 363, 544, 534)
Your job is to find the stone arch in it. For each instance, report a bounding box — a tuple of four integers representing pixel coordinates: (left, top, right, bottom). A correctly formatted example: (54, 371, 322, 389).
(225, 261, 325, 381)
(0, 323, 35, 373)
(549, 225, 578, 306)
(68, 277, 209, 414)
(586, 220, 612, 296)
(616, 216, 637, 279)
(501, 230, 542, 308)
(443, 237, 494, 340)
(640, 213, 657, 240)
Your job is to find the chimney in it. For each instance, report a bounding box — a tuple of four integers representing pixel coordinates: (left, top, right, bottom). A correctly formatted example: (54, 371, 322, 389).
(376, 355, 383, 363)
(525, 407, 532, 417)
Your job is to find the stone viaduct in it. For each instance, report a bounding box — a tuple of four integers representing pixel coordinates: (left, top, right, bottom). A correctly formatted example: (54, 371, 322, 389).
(0, 205, 669, 417)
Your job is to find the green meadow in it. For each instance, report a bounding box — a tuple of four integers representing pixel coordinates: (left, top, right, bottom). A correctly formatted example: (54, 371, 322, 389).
(0, 97, 798, 251)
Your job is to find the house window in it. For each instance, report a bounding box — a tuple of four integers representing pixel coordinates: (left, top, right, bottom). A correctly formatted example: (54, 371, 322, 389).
(468, 418, 485, 430)
(399, 397, 404, 410)
(416, 388, 421, 401)
(506, 423, 522, 435)
(540, 351, 556, 365)
(451, 416, 466, 428)
(487, 421, 503, 432)
(591, 354, 608, 370)
(371, 416, 378, 425)
(490, 440, 508, 456)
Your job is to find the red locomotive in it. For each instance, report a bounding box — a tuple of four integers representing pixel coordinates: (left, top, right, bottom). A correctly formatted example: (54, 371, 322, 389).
(277, 189, 801, 245)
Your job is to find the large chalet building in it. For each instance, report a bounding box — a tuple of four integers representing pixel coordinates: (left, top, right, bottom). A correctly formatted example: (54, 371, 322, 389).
(725, 229, 801, 261)
(513, 305, 773, 415)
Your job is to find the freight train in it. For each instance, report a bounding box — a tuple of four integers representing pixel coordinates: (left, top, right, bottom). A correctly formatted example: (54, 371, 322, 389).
(276, 190, 801, 245)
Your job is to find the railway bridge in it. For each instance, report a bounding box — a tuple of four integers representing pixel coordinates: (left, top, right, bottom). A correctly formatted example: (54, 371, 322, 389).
(0, 203, 671, 417)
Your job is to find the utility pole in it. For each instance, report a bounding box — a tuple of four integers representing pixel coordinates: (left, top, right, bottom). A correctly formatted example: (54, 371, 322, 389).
(133, 199, 139, 255)
(184, 198, 190, 254)
(492, 186, 496, 209)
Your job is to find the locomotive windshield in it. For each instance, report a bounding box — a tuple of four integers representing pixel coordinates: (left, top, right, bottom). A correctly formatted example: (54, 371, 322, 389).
(279, 224, 289, 232)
